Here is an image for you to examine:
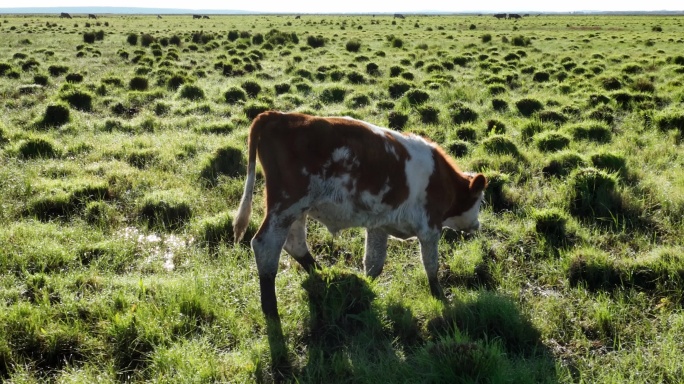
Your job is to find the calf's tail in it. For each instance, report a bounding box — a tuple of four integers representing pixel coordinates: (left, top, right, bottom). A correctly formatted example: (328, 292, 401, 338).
(233, 112, 274, 243)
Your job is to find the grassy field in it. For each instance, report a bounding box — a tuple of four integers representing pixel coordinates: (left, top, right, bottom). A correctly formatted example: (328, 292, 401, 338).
(1, 12, 684, 383)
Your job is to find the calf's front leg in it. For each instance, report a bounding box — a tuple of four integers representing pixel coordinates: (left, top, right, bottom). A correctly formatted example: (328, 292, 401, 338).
(418, 231, 445, 300)
(364, 228, 388, 278)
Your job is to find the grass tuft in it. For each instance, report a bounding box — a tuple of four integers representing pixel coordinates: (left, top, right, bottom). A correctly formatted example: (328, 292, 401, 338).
(387, 110, 409, 130)
(16, 136, 60, 159)
(59, 88, 93, 111)
(532, 208, 577, 249)
(481, 135, 520, 156)
(542, 151, 587, 178)
(177, 84, 205, 100)
(654, 109, 684, 134)
(417, 105, 439, 124)
(199, 145, 245, 186)
(241, 80, 262, 98)
(404, 89, 430, 106)
(569, 247, 684, 293)
(129, 76, 149, 91)
(515, 98, 544, 117)
(567, 121, 612, 143)
(243, 101, 271, 119)
(320, 86, 347, 104)
(590, 151, 628, 178)
(567, 168, 622, 221)
(449, 102, 478, 124)
(139, 190, 192, 230)
(534, 131, 571, 152)
(36, 103, 70, 128)
(388, 80, 412, 99)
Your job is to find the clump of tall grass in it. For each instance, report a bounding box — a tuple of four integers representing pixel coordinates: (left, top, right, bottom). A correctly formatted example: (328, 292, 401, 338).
(567, 168, 622, 221)
(346, 92, 371, 109)
(538, 110, 568, 125)
(387, 110, 409, 130)
(199, 145, 245, 186)
(138, 190, 192, 230)
(445, 139, 469, 157)
(654, 109, 684, 134)
(320, 86, 347, 104)
(417, 105, 439, 124)
(491, 98, 508, 111)
(486, 119, 507, 135)
(126, 33, 138, 45)
(515, 98, 543, 117)
(404, 89, 429, 106)
(535, 131, 571, 152)
(388, 80, 412, 98)
(542, 151, 586, 178)
(241, 80, 262, 98)
(345, 39, 361, 52)
(59, 88, 93, 111)
(36, 103, 70, 128)
(129, 76, 149, 91)
(567, 121, 612, 143)
(532, 71, 550, 82)
(481, 135, 520, 157)
(224, 86, 247, 104)
(449, 102, 478, 124)
(177, 84, 205, 100)
(306, 35, 326, 48)
(243, 101, 271, 119)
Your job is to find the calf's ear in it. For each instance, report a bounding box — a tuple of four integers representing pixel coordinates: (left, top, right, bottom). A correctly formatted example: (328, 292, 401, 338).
(470, 174, 487, 195)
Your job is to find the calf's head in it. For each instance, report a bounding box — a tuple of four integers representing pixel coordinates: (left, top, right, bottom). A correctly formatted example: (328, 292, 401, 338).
(442, 173, 487, 234)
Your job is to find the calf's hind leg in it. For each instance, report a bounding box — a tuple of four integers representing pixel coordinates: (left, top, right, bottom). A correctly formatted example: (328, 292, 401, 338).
(283, 215, 320, 273)
(252, 214, 292, 319)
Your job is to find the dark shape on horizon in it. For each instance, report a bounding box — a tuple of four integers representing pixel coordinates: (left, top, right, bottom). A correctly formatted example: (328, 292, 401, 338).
(524, 13, 530, 17)
(157, 14, 162, 19)
(59, 12, 72, 19)
(192, 14, 201, 19)
(295, 15, 301, 19)
(88, 13, 97, 19)
(394, 13, 405, 19)
(493, 13, 507, 19)
(202, 15, 210, 19)
(508, 13, 522, 19)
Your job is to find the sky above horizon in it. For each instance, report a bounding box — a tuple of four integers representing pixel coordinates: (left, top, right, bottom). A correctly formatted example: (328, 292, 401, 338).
(5, 0, 683, 13)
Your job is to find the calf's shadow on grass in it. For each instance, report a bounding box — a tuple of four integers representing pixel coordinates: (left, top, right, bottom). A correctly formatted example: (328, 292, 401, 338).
(263, 269, 559, 383)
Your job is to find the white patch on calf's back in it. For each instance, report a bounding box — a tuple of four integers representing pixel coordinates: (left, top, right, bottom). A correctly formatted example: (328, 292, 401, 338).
(352, 118, 386, 137)
(330, 146, 360, 171)
(331, 147, 351, 162)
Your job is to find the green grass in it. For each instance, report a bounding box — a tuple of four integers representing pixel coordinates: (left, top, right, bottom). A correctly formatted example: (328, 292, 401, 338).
(1, 12, 684, 383)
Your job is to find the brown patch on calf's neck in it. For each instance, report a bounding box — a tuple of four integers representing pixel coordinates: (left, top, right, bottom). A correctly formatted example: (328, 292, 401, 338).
(425, 147, 483, 228)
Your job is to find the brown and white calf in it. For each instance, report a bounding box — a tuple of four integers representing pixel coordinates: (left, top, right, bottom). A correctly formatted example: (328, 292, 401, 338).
(233, 111, 487, 320)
